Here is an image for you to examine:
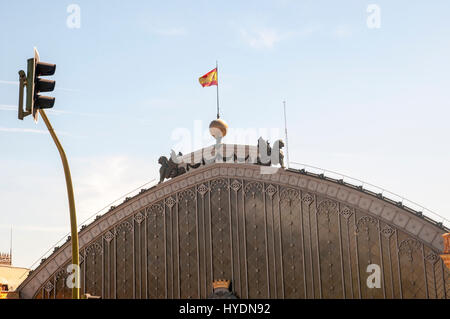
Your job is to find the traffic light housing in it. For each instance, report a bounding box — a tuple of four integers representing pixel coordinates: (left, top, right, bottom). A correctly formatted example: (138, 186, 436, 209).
(19, 48, 56, 121)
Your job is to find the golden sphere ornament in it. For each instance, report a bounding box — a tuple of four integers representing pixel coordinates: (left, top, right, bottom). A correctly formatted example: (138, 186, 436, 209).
(209, 118, 228, 140)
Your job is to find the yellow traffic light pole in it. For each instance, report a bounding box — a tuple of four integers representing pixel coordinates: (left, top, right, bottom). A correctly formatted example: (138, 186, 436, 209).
(39, 109, 80, 299)
(18, 48, 80, 299)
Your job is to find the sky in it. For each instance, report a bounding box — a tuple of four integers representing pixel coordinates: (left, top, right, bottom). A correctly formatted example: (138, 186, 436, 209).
(0, 0, 449, 268)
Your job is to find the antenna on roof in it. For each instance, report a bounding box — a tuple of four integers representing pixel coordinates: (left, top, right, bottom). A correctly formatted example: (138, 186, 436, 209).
(10, 226, 12, 265)
(283, 100, 290, 169)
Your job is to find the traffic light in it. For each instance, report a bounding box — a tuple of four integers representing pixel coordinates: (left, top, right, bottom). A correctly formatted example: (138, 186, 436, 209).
(19, 48, 56, 121)
(16, 48, 80, 299)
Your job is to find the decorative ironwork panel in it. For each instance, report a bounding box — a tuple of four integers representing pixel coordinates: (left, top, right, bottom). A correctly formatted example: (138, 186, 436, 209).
(103, 231, 115, 299)
(115, 221, 134, 298)
(338, 204, 355, 299)
(134, 212, 144, 299)
(210, 180, 232, 284)
(354, 214, 384, 299)
(397, 235, 427, 298)
(279, 187, 304, 299)
(424, 246, 440, 299)
(229, 179, 243, 298)
(178, 189, 199, 298)
(83, 241, 103, 297)
(146, 203, 166, 299)
(54, 269, 70, 299)
(243, 181, 268, 298)
(379, 222, 396, 299)
(299, 192, 316, 298)
(316, 199, 344, 298)
(445, 266, 450, 298)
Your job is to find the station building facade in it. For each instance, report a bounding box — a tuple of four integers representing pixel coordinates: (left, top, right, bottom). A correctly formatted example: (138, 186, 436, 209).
(16, 144, 450, 299)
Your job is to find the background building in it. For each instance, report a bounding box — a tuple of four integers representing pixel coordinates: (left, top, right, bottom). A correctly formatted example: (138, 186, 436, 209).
(0, 253, 29, 299)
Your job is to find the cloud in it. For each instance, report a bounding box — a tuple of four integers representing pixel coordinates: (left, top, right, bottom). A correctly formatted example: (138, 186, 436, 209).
(0, 125, 80, 137)
(0, 127, 48, 134)
(0, 80, 18, 85)
(151, 27, 187, 36)
(298, 25, 317, 37)
(240, 28, 284, 49)
(0, 224, 66, 233)
(0, 103, 102, 119)
(0, 104, 16, 111)
(0, 155, 159, 267)
(139, 98, 179, 109)
(135, 10, 187, 37)
(72, 155, 159, 221)
(45, 109, 103, 118)
(55, 87, 80, 93)
(333, 25, 352, 38)
(239, 25, 315, 49)
(0, 79, 79, 92)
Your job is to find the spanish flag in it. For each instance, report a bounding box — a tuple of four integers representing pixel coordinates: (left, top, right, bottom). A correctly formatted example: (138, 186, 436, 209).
(199, 68, 218, 87)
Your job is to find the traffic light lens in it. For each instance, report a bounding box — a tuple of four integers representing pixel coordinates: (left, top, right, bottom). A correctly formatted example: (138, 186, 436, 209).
(36, 79, 55, 92)
(35, 95, 55, 109)
(36, 62, 56, 76)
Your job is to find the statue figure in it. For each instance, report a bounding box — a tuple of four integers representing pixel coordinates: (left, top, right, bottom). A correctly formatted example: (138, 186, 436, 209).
(256, 137, 285, 168)
(170, 150, 183, 164)
(257, 137, 271, 166)
(158, 152, 186, 184)
(271, 139, 285, 168)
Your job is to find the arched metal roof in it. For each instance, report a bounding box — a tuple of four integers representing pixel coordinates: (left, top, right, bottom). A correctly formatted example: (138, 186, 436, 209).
(17, 155, 449, 299)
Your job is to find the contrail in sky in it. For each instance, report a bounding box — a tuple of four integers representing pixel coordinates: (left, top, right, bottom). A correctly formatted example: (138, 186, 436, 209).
(0, 104, 101, 118)
(0, 79, 79, 92)
(0, 80, 18, 85)
(0, 127, 48, 134)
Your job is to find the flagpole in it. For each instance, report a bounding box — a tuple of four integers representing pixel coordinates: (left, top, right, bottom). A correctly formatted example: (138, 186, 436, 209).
(283, 100, 290, 169)
(216, 60, 220, 119)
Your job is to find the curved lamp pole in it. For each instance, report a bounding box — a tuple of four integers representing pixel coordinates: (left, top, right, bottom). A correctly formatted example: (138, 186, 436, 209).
(39, 109, 80, 299)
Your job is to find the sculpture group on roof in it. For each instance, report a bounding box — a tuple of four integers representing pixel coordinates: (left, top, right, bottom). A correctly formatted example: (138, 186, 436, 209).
(158, 138, 285, 184)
